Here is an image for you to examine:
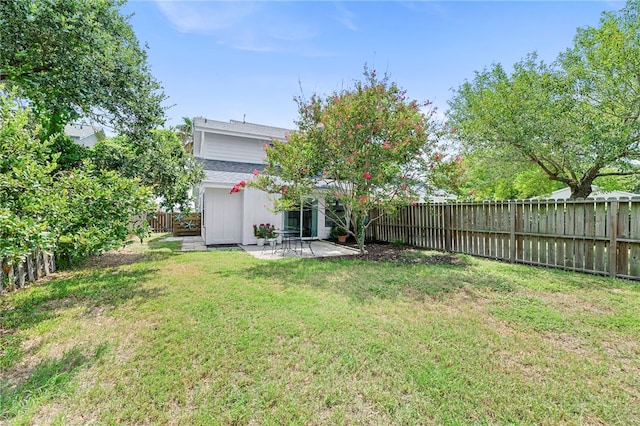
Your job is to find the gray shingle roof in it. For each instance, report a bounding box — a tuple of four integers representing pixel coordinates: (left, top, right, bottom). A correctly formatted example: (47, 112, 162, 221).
(198, 158, 266, 173)
(203, 170, 253, 185)
(193, 117, 291, 140)
(64, 123, 104, 140)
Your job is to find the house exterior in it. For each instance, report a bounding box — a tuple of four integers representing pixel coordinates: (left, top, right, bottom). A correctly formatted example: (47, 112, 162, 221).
(64, 123, 105, 148)
(548, 186, 640, 200)
(193, 118, 332, 246)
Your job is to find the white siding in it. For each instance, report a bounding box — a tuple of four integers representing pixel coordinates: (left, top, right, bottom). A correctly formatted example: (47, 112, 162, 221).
(202, 132, 267, 164)
(242, 188, 282, 245)
(203, 188, 243, 244)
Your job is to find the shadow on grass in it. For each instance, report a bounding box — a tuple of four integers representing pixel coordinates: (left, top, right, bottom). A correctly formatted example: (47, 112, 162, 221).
(0, 343, 108, 421)
(1, 267, 163, 370)
(67, 234, 182, 271)
(243, 255, 483, 303)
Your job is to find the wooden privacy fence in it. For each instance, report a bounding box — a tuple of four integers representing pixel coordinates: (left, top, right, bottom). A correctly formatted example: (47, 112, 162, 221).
(147, 211, 202, 237)
(369, 198, 640, 280)
(1, 250, 56, 293)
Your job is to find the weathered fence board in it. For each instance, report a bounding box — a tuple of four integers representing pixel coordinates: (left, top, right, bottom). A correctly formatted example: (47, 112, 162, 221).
(1, 250, 56, 294)
(368, 197, 640, 280)
(147, 211, 202, 236)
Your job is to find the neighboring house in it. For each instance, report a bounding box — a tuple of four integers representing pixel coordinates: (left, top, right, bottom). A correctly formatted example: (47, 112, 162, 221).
(547, 186, 640, 200)
(416, 188, 458, 203)
(193, 118, 332, 246)
(64, 123, 105, 148)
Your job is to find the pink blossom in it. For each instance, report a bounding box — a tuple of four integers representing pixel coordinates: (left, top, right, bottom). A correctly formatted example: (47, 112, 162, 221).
(239, 180, 246, 187)
(359, 195, 368, 204)
(253, 169, 260, 177)
(382, 140, 392, 150)
(362, 171, 372, 180)
(356, 124, 363, 130)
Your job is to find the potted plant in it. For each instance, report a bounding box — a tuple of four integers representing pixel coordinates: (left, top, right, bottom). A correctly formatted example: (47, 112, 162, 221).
(265, 224, 277, 247)
(331, 226, 348, 243)
(253, 223, 266, 246)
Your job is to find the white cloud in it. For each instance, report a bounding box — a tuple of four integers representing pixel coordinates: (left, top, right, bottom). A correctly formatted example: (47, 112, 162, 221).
(155, 1, 258, 33)
(154, 0, 327, 55)
(333, 2, 358, 32)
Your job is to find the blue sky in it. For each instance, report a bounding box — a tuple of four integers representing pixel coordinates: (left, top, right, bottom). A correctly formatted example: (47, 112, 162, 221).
(123, 1, 624, 130)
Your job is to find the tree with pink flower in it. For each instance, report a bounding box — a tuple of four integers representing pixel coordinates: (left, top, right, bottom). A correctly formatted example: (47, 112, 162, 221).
(251, 66, 441, 253)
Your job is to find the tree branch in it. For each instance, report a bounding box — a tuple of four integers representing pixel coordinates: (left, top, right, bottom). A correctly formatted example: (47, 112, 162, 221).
(596, 170, 640, 177)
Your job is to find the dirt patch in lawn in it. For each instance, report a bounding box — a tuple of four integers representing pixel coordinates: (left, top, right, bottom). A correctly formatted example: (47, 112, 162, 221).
(321, 242, 465, 265)
(81, 246, 145, 270)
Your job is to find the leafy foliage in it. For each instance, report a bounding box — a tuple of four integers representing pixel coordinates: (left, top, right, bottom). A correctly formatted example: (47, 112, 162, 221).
(448, 0, 640, 199)
(0, 1, 203, 270)
(0, 89, 56, 265)
(0, 88, 155, 267)
(175, 117, 194, 154)
(92, 130, 204, 211)
(252, 67, 439, 252)
(431, 154, 563, 201)
(53, 164, 154, 263)
(0, 0, 166, 141)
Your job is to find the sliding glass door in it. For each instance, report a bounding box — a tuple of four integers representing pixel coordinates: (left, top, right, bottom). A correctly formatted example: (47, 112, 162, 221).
(285, 199, 318, 238)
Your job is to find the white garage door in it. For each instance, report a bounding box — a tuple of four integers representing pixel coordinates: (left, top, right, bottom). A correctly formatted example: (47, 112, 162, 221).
(204, 188, 243, 244)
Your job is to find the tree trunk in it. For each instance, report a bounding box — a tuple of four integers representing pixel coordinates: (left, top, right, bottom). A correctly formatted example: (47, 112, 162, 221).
(350, 214, 366, 254)
(569, 180, 594, 199)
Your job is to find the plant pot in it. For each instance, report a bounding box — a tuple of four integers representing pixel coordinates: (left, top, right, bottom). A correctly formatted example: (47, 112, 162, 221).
(337, 235, 347, 243)
(256, 238, 265, 247)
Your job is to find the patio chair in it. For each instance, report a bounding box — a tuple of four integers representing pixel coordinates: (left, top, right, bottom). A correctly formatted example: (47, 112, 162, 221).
(295, 238, 315, 256)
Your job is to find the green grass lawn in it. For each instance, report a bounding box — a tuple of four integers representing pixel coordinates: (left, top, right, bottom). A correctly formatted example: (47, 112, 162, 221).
(1, 234, 639, 425)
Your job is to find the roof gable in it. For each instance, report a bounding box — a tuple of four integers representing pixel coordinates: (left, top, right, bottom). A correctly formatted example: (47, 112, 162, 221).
(193, 117, 291, 141)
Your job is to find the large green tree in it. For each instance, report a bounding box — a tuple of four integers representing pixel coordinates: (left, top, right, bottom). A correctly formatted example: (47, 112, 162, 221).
(251, 68, 439, 253)
(448, 1, 640, 199)
(92, 130, 204, 210)
(0, 0, 165, 141)
(0, 88, 154, 268)
(431, 153, 563, 201)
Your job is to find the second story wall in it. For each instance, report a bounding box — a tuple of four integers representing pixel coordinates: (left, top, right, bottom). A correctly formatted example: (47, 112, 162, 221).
(201, 132, 266, 164)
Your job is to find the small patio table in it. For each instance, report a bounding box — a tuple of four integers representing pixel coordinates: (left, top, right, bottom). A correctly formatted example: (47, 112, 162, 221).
(274, 229, 299, 255)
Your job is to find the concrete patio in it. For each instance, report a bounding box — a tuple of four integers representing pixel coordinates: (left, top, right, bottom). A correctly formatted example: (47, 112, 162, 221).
(161, 236, 360, 259)
(240, 240, 360, 260)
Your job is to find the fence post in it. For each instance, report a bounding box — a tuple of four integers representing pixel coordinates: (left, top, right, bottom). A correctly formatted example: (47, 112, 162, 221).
(444, 204, 452, 252)
(26, 253, 35, 282)
(35, 250, 43, 279)
(17, 263, 25, 288)
(609, 200, 619, 277)
(7, 264, 15, 292)
(509, 201, 516, 263)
